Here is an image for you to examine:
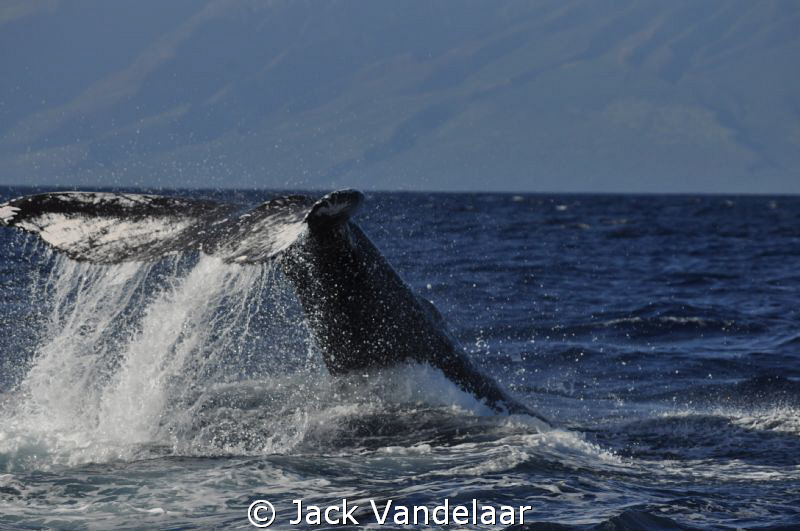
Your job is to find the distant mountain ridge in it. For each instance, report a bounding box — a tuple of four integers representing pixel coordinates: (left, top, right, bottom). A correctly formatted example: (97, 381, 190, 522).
(1, 0, 798, 192)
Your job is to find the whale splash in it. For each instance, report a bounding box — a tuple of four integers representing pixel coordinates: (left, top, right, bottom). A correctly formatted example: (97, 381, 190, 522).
(2, 251, 508, 468)
(0, 190, 549, 468)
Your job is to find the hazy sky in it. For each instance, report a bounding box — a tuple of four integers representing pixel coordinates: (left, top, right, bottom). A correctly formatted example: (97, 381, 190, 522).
(1, 0, 798, 193)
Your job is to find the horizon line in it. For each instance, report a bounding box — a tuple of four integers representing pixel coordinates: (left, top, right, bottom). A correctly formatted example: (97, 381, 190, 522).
(0, 182, 798, 198)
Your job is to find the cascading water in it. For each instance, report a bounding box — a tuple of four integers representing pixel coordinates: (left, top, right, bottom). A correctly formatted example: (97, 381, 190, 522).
(0, 252, 326, 467)
(0, 249, 493, 470)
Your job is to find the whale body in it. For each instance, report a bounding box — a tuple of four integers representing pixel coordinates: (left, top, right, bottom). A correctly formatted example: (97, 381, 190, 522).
(1, 189, 542, 419)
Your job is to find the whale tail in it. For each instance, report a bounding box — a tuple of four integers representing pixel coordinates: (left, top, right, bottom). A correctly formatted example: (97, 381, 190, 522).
(2, 188, 544, 420)
(0, 189, 363, 264)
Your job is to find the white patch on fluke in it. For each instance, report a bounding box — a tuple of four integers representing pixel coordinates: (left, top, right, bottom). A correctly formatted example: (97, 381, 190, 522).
(0, 204, 20, 223)
(15, 212, 194, 262)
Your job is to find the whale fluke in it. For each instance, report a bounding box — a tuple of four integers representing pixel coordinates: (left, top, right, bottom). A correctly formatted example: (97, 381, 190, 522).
(0, 190, 361, 264)
(1, 189, 545, 421)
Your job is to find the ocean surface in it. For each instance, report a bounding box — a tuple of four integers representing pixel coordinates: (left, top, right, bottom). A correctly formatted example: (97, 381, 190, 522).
(1, 187, 799, 530)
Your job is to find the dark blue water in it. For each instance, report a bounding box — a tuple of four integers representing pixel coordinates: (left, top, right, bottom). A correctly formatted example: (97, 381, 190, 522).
(1, 188, 799, 529)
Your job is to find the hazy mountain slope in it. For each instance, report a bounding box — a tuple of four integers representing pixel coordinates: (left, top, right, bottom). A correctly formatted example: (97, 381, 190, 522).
(1, 0, 798, 192)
